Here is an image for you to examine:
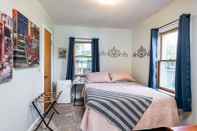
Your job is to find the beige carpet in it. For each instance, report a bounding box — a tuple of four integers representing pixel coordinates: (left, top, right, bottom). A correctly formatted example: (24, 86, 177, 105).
(35, 104, 84, 131)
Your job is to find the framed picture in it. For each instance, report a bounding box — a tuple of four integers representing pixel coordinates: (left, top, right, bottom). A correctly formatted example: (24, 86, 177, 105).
(58, 48, 67, 58)
(0, 11, 13, 84)
(13, 9, 40, 68)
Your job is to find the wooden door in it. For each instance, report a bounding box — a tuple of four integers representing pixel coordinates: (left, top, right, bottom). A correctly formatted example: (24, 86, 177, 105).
(44, 29, 52, 110)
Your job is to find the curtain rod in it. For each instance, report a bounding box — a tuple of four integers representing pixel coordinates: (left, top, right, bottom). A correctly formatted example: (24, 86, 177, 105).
(158, 19, 179, 29)
(75, 41, 92, 44)
(75, 37, 92, 40)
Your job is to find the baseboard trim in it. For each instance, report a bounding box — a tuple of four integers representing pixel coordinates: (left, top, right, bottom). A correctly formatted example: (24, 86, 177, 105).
(27, 118, 40, 131)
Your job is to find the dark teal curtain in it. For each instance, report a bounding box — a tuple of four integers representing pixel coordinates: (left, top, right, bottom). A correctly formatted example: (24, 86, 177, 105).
(66, 37, 75, 80)
(91, 38, 100, 72)
(148, 29, 159, 89)
(175, 14, 192, 112)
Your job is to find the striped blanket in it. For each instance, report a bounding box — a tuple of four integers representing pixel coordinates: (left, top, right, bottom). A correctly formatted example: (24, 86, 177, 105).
(85, 88, 153, 131)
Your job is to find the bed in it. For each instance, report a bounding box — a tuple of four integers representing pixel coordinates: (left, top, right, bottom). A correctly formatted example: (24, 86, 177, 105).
(80, 82, 179, 131)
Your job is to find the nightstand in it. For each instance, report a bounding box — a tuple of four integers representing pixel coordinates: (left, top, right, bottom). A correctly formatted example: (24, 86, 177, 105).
(72, 82, 85, 106)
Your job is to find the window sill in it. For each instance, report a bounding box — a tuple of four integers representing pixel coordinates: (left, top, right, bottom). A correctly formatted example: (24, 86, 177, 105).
(159, 89, 175, 97)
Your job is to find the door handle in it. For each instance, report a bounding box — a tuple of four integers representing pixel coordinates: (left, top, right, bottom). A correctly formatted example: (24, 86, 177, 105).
(44, 75, 48, 78)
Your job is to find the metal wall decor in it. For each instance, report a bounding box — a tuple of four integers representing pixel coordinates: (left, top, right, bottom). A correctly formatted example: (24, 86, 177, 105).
(100, 46, 128, 58)
(133, 46, 149, 58)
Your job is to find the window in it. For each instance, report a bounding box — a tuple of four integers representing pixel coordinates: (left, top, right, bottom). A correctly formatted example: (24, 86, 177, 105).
(158, 28, 178, 93)
(74, 41, 92, 76)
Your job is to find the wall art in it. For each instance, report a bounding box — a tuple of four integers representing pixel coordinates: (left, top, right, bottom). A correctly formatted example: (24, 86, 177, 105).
(58, 48, 67, 58)
(133, 46, 149, 58)
(0, 11, 13, 84)
(13, 9, 40, 68)
(100, 46, 128, 58)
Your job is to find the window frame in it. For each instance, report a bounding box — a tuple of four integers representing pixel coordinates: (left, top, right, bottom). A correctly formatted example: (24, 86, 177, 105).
(74, 41, 92, 77)
(158, 28, 178, 94)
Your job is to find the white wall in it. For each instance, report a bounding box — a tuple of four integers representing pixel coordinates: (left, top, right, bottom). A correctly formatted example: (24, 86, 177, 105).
(132, 0, 192, 85)
(0, 0, 53, 131)
(53, 25, 133, 82)
(190, 15, 197, 124)
(192, 0, 197, 15)
(190, 0, 197, 124)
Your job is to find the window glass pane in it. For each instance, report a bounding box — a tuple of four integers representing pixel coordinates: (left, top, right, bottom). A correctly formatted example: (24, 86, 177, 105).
(75, 44, 92, 57)
(75, 56, 92, 75)
(161, 30, 178, 60)
(74, 43, 92, 76)
(160, 61, 176, 90)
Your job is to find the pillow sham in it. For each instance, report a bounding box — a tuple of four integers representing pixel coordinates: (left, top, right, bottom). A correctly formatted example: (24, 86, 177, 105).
(86, 72, 111, 83)
(110, 72, 136, 82)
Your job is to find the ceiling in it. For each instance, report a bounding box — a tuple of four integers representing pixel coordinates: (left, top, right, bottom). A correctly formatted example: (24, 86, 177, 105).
(39, 0, 173, 28)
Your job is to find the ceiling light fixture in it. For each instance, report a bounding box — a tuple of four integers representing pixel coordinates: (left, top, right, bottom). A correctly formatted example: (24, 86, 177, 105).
(97, 0, 119, 6)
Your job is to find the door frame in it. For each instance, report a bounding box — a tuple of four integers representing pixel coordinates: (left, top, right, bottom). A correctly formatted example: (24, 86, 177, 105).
(41, 25, 54, 93)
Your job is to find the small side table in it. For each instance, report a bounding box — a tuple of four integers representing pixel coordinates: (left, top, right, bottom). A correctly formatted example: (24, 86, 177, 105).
(72, 82, 85, 106)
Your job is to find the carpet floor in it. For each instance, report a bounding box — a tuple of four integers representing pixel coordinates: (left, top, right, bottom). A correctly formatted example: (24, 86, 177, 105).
(35, 104, 84, 131)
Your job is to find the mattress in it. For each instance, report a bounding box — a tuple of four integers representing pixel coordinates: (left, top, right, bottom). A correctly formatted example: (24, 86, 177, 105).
(81, 82, 179, 131)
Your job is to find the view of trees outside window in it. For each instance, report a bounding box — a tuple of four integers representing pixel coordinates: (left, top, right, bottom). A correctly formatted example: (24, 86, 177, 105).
(74, 43, 92, 76)
(159, 29, 178, 91)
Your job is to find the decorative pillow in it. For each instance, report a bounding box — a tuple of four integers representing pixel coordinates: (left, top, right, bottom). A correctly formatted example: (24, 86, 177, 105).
(110, 72, 136, 82)
(86, 72, 111, 83)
